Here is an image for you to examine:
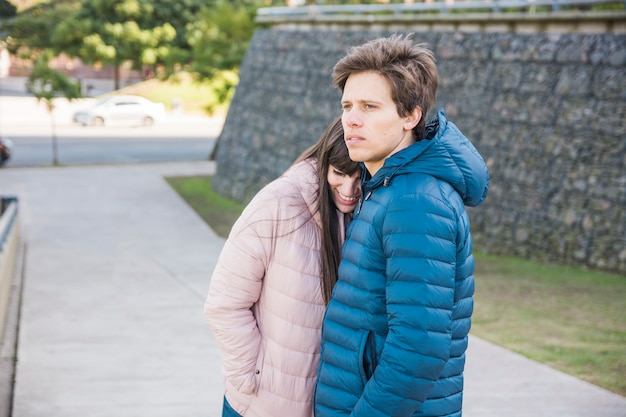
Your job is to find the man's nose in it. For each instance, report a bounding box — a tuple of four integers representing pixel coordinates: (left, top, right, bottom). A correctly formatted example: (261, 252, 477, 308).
(343, 110, 361, 127)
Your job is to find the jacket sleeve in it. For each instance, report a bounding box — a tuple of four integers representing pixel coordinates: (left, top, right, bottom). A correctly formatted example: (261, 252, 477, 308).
(353, 191, 458, 417)
(204, 192, 277, 396)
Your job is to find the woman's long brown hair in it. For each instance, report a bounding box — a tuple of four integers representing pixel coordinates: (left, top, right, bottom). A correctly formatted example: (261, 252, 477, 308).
(295, 117, 361, 304)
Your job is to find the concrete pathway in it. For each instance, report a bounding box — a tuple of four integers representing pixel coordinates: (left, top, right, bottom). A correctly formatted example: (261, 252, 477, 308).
(0, 161, 625, 417)
(1, 162, 224, 416)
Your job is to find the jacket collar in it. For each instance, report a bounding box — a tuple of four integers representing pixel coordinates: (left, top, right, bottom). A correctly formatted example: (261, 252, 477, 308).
(363, 109, 489, 207)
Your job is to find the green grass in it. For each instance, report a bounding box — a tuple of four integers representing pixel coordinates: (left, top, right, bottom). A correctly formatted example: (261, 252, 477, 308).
(165, 175, 244, 239)
(472, 254, 626, 396)
(166, 174, 626, 397)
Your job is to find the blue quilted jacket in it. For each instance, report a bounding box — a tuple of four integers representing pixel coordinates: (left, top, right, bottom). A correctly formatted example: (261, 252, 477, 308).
(314, 109, 489, 417)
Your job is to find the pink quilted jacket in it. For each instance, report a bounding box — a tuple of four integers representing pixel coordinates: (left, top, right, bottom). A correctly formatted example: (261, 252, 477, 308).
(204, 159, 348, 417)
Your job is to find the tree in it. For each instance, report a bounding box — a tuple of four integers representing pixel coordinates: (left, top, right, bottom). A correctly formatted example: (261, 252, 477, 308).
(187, 0, 259, 115)
(0, 0, 17, 18)
(50, 0, 179, 90)
(187, 0, 260, 158)
(26, 51, 81, 165)
(188, 0, 259, 78)
(42, 0, 220, 89)
(143, 0, 208, 77)
(3, 0, 261, 112)
(2, 0, 79, 58)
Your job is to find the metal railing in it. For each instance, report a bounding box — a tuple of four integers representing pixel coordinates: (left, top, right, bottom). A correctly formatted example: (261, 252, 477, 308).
(0, 197, 17, 252)
(257, 0, 624, 16)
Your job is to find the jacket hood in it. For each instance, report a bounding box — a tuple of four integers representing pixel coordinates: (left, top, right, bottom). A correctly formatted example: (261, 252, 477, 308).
(369, 109, 489, 207)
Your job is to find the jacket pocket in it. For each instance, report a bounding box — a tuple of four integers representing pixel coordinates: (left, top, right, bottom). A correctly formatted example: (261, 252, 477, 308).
(359, 330, 378, 384)
(252, 341, 266, 395)
(365, 331, 379, 380)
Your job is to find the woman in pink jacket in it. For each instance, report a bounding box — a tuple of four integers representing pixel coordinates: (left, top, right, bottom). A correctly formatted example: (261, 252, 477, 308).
(204, 117, 361, 417)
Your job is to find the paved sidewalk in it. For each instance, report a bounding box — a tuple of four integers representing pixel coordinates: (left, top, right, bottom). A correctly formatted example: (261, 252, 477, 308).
(1, 162, 225, 417)
(0, 161, 625, 417)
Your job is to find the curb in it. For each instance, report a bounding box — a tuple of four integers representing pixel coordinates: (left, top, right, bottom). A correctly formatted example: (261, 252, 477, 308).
(0, 242, 22, 417)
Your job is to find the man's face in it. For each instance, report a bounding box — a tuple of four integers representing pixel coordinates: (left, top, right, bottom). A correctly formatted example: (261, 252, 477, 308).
(341, 71, 421, 176)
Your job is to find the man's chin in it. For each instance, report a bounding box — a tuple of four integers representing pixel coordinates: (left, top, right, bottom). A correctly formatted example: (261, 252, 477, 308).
(347, 150, 366, 163)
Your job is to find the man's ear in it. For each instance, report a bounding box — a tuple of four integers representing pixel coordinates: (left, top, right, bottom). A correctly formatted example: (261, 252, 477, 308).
(403, 107, 422, 131)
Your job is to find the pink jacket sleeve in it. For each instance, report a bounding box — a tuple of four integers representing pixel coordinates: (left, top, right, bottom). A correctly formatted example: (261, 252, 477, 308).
(204, 193, 277, 395)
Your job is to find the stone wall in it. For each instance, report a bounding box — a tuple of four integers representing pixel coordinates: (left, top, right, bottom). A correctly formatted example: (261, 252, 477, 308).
(212, 28, 626, 275)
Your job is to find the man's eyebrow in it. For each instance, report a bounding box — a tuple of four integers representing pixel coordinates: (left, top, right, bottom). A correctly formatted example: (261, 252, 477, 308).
(341, 98, 380, 104)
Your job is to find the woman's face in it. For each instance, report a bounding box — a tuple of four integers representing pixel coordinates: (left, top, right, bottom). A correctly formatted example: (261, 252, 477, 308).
(327, 164, 361, 214)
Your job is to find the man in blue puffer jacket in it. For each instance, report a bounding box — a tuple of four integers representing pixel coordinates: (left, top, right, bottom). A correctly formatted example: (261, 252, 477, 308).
(314, 34, 490, 417)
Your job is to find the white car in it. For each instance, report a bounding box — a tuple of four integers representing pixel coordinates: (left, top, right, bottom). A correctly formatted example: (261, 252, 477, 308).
(73, 95, 166, 127)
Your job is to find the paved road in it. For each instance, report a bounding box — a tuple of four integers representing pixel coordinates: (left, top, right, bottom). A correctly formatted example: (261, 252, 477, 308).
(0, 95, 223, 168)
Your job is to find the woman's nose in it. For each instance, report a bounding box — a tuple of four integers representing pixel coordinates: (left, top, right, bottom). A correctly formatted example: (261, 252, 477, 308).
(343, 178, 360, 196)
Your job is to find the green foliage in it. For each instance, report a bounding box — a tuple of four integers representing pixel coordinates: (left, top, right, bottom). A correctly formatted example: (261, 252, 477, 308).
(3, 0, 81, 56)
(67, 0, 210, 77)
(187, 0, 258, 77)
(149, 0, 209, 47)
(592, 2, 625, 10)
(185, 0, 258, 107)
(67, 1, 178, 69)
(3, 0, 258, 96)
(51, 16, 94, 58)
(81, 0, 150, 22)
(26, 51, 81, 110)
(0, 0, 17, 17)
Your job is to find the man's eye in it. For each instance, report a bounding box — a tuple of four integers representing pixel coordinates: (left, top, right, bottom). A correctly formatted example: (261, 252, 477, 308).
(342, 104, 352, 111)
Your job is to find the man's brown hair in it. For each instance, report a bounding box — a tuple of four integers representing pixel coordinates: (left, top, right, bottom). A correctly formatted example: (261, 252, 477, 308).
(332, 34, 438, 140)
